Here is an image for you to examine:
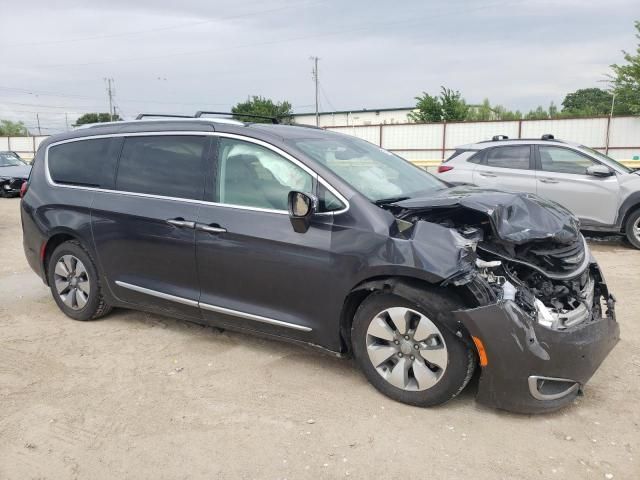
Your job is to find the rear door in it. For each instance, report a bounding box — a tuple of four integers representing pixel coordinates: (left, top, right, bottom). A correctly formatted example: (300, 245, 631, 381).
(471, 145, 537, 193)
(91, 134, 212, 319)
(534, 145, 620, 225)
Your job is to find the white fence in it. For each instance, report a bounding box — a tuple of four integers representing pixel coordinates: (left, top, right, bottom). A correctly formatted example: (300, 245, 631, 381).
(324, 116, 640, 161)
(4, 116, 640, 163)
(1, 136, 49, 161)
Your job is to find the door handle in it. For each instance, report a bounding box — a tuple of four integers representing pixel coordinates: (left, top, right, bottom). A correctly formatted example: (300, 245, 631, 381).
(196, 223, 227, 234)
(478, 172, 497, 178)
(539, 178, 560, 184)
(166, 218, 196, 228)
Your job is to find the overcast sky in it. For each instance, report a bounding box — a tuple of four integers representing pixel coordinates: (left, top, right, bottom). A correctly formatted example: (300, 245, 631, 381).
(2, 0, 639, 133)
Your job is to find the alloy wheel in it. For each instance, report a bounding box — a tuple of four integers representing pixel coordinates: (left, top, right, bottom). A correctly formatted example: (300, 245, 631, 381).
(366, 307, 448, 391)
(634, 217, 640, 243)
(54, 254, 91, 310)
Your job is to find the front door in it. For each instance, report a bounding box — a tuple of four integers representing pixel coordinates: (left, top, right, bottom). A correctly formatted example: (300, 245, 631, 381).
(472, 145, 537, 194)
(534, 145, 620, 226)
(92, 134, 212, 319)
(195, 136, 341, 345)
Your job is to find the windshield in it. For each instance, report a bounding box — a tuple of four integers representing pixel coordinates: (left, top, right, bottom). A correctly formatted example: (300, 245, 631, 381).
(290, 136, 446, 203)
(0, 152, 25, 167)
(580, 146, 633, 173)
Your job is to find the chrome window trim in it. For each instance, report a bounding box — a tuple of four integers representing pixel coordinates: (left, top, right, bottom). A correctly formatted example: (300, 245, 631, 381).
(115, 280, 312, 332)
(44, 131, 350, 216)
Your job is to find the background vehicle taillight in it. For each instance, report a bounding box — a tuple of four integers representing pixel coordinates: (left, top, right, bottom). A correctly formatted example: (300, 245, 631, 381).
(20, 181, 28, 198)
(437, 165, 454, 173)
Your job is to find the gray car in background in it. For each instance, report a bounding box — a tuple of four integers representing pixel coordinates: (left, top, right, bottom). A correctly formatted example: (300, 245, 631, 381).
(435, 135, 640, 248)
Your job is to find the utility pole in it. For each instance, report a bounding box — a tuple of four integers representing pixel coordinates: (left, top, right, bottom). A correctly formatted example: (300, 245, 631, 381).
(36, 113, 42, 135)
(65, 112, 69, 131)
(310, 56, 320, 127)
(105, 77, 115, 121)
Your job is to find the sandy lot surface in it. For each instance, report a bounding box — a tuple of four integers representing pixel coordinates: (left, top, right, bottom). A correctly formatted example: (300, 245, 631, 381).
(1, 196, 638, 480)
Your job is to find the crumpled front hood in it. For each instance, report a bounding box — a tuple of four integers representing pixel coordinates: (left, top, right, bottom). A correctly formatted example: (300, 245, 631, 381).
(0, 164, 31, 179)
(393, 186, 580, 245)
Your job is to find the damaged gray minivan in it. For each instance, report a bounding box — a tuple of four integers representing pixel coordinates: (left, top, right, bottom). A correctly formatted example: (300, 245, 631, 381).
(21, 114, 620, 413)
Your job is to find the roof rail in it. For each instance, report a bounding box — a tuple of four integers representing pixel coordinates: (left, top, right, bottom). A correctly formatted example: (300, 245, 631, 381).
(135, 113, 194, 120)
(541, 134, 555, 140)
(491, 135, 509, 141)
(194, 111, 279, 124)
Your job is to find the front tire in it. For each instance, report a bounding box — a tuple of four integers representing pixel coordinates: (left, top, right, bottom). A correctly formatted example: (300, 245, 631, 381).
(47, 240, 112, 321)
(625, 209, 640, 249)
(351, 291, 475, 407)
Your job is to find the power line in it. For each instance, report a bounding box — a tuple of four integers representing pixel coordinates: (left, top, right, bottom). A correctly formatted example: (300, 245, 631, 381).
(0, 86, 231, 106)
(319, 81, 336, 112)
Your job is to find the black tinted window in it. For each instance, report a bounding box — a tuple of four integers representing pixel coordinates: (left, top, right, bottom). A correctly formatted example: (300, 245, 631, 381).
(116, 136, 207, 200)
(485, 146, 531, 169)
(49, 138, 116, 187)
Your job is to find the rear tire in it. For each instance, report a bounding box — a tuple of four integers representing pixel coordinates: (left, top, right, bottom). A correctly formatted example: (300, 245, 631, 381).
(351, 291, 475, 408)
(47, 240, 112, 321)
(625, 209, 640, 250)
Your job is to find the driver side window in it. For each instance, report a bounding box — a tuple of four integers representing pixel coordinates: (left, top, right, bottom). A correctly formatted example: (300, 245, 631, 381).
(216, 138, 313, 211)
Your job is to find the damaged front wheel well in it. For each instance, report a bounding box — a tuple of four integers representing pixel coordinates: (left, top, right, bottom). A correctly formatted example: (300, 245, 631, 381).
(339, 275, 481, 356)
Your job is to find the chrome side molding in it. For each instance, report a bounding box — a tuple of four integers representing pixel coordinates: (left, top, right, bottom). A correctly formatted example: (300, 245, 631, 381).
(115, 280, 311, 332)
(115, 281, 199, 307)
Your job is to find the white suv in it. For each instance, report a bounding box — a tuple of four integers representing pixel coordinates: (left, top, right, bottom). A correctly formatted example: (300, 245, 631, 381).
(435, 135, 640, 248)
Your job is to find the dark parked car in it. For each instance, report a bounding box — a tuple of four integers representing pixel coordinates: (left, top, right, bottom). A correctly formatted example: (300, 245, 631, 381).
(0, 151, 31, 197)
(20, 114, 619, 413)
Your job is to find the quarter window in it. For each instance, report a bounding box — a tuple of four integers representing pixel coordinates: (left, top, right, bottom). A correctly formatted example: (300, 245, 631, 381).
(115, 135, 208, 200)
(216, 138, 313, 211)
(49, 138, 117, 188)
(539, 146, 596, 175)
(484, 146, 531, 170)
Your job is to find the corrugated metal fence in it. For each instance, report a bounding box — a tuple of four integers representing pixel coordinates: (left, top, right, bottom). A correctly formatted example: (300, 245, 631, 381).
(0, 136, 48, 161)
(3, 116, 639, 164)
(325, 116, 640, 161)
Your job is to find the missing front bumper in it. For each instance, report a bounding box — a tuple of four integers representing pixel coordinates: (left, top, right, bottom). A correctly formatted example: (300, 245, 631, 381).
(453, 299, 619, 414)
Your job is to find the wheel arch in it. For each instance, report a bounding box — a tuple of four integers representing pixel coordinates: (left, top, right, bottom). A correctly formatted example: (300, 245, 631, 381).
(338, 275, 486, 355)
(617, 192, 640, 232)
(41, 231, 83, 285)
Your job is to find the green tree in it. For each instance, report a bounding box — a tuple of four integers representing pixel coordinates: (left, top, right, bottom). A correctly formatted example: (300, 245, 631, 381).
(231, 96, 293, 123)
(0, 120, 29, 136)
(611, 20, 640, 115)
(561, 88, 615, 116)
(440, 87, 469, 121)
(408, 86, 468, 122)
(467, 99, 494, 121)
(525, 106, 549, 120)
(74, 113, 122, 126)
(408, 92, 442, 122)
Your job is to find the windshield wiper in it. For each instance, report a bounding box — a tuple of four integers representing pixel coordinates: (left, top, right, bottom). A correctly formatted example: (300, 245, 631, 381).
(374, 196, 410, 206)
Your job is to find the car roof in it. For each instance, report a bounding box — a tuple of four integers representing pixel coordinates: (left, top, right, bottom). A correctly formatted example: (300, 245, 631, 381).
(39, 118, 336, 149)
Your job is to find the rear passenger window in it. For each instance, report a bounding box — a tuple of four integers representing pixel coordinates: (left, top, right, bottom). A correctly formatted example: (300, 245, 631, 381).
(485, 146, 531, 169)
(116, 136, 208, 200)
(49, 138, 117, 188)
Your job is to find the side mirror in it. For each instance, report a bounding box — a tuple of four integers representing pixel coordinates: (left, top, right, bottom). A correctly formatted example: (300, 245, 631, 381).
(287, 191, 318, 233)
(586, 165, 613, 177)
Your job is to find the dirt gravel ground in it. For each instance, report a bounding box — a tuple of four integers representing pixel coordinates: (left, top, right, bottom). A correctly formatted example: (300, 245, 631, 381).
(1, 196, 639, 480)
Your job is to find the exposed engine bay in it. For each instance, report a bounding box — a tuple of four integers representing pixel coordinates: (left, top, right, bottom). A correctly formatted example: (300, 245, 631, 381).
(384, 187, 616, 330)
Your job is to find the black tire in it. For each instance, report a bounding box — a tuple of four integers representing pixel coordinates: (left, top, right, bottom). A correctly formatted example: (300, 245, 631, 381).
(351, 291, 476, 408)
(47, 240, 112, 321)
(625, 209, 640, 250)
